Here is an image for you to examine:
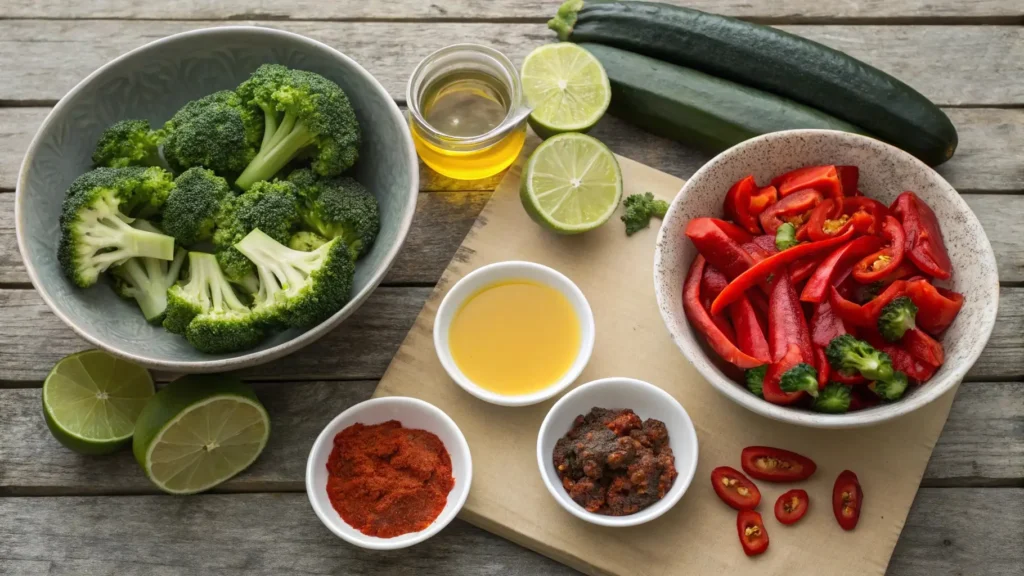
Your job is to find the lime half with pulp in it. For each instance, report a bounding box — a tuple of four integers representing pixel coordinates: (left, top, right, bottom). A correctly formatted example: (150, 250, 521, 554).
(133, 374, 270, 495)
(43, 350, 155, 455)
(521, 132, 622, 234)
(521, 42, 611, 138)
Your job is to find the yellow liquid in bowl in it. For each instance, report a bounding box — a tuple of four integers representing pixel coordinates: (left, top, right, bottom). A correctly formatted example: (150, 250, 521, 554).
(448, 280, 581, 396)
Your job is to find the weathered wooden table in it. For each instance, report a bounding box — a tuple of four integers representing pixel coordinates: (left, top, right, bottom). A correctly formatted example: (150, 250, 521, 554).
(0, 1, 1021, 574)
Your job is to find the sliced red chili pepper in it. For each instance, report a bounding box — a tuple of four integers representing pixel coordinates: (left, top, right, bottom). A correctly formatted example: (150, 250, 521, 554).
(789, 256, 821, 285)
(737, 510, 769, 556)
(749, 185, 777, 216)
(876, 260, 919, 287)
(852, 215, 906, 283)
(828, 281, 908, 328)
(741, 446, 817, 482)
(763, 344, 806, 405)
(842, 196, 890, 235)
(701, 265, 730, 301)
(729, 296, 771, 364)
(905, 279, 964, 335)
(759, 188, 823, 235)
(800, 236, 883, 303)
(891, 192, 952, 280)
(711, 466, 762, 511)
(686, 218, 756, 281)
(810, 300, 847, 348)
(863, 330, 937, 383)
(836, 165, 859, 195)
(805, 199, 856, 241)
(832, 470, 863, 531)
(684, 256, 765, 369)
(902, 328, 945, 367)
(815, 347, 830, 389)
(768, 273, 815, 364)
(710, 227, 856, 316)
(775, 489, 809, 525)
(724, 175, 763, 234)
(772, 165, 843, 202)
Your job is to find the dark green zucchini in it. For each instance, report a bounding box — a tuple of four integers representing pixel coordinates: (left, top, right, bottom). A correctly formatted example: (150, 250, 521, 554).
(578, 43, 867, 153)
(551, 0, 957, 166)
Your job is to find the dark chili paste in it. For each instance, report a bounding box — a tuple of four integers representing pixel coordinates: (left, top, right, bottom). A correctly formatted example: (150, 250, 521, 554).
(326, 420, 454, 538)
(552, 408, 677, 516)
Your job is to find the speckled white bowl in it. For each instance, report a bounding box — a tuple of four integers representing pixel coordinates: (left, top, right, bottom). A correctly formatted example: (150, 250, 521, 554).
(654, 130, 999, 428)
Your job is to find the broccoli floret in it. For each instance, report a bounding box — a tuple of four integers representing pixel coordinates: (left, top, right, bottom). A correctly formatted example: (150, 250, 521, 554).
(813, 383, 852, 413)
(289, 230, 328, 251)
(162, 167, 233, 245)
(162, 90, 263, 176)
(288, 168, 379, 259)
(213, 179, 300, 285)
(234, 65, 361, 190)
(58, 168, 177, 287)
(163, 252, 263, 353)
(745, 365, 766, 397)
(869, 371, 910, 402)
(825, 334, 895, 382)
(110, 220, 186, 322)
(621, 192, 669, 236)
(775, 222, 799, 251)
(92, 119, 165, 168)
(234, 229, 355, 328)
(779, 363, 820, 398)
(877, 296, 919, 342)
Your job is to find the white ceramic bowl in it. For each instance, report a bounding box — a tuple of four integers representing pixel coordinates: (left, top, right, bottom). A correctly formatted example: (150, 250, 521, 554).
(305, 396, 472, 550)
(536, 377, 699, 527)
(654, 130, 1000, 428)
(433, 261, 596, 406)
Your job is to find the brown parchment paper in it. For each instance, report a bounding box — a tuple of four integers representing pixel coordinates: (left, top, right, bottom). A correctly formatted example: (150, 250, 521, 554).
(375, 145, 955, 576)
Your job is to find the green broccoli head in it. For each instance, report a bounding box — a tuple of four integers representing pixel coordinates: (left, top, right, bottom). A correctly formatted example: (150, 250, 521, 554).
(92, 119, 165, 168)
(869, 371, 910, 402)
(744, 365, 766, 397)
(775, 222, 799, 251)
(234, 65, 361, 189)
(825, 334, 895, 382)
(162, 167, 233, 245)
(779, 363, 820, 398)
(234, 229, 355, 328)
(621, 192, 669, 236)
(288, 230, 328, 251)
(213, 179, 300, 284)
(65, 166, 174, 219)
(162, 90, 263, 176)
(877, 296, 919, 342)
(812, 383, 852, 413)
(110, 221, 187, 323)
(288, 168, 379, 259)
(58, 169, 177, 287)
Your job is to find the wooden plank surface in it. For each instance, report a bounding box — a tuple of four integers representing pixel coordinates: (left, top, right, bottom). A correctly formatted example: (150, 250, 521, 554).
(2, 0, 1021, 21)
(0, 22, 1021, 106)
(0, 489, 1019, 576)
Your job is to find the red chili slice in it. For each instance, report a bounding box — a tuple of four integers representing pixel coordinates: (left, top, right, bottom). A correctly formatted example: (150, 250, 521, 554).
(711, 466, 762, 511)
(759, 188, 823, 235)
(741, 446, 817, 482)
(800, 236, 883, 303)
(683, 256, 765, 369)
(736, 510, 769, 556)
(832, 470, 863, 531)
(902, 328, 945, 367)
(852, 215, 906, 283)
(774, 489, 809, 525)
(749, 186, 778, 216)
(891, 192, 952, 280)
(724, 175, 763, 234)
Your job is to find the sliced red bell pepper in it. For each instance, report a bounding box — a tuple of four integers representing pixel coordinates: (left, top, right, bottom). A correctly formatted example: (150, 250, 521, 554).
(751, 234, 779, 256)
(711, 227, 856, 315)
(810, 300, 847, 348)
(805, 199, 859, 241)
(763, 344, 806, 405)
(828, 280, 908, 328)
(743, 242, 774, 263)
(759, 188, 823, 235)
(772, 165, 843, 204)
(724, 175, 763, 234)
(852, 215, 906, 283)
(749, 186, 777, 216)
(701, 265, 730, 301)
(686, 218, 756, 280)
(842, 196, 890, 235)
(833, 369, 868, 386)
(902, 328, 945, 367)
(905, 279, 964, 335)
(891, 192, 952, 280)
(815, 347, 830, 389)
(876, 260, 919, 287)
(684, 256, 765, 369)
(864, 331, 938, 383)
(836, 165, 859, 195)
(800, 236, 883, 303)
(768, 273, 815, 365)
(729, 296, 771, 364)
(789, 256, 822, 285)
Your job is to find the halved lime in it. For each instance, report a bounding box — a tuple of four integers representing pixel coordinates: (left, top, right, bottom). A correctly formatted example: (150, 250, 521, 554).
(521, 132, 622, 234)
(132, 374, 270, 495)
(521, 42, 611, 138)
(43, 350, 155, 455)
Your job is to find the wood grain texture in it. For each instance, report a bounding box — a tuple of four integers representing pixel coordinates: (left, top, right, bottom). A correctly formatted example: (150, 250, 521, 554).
(0, 21, 1021, 106)
(0, 489, 1018, 575)
(1, 0, 1020, 21)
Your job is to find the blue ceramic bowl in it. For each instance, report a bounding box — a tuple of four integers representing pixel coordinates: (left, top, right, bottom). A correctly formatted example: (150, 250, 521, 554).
(15, 27, 418, 372)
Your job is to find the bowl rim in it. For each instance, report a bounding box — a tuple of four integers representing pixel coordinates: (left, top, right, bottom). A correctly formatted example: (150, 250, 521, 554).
(653, 129, 1000, 429)
(304, 395, 473, 550)
(14, 25, 419, 372)
(433, 260, 596, 407)
(535, 377, 699, 527)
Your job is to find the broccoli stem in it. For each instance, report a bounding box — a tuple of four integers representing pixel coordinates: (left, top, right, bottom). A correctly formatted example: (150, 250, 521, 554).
(85, 214, 175, 265)
(235, 229, 321, 304)
(258, 104, 280, 152)
(235, 118, 314, 190)
(117, 259, 167, 321)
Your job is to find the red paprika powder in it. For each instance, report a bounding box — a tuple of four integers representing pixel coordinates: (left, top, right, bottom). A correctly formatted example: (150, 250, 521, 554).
(326, 420, 454, 538)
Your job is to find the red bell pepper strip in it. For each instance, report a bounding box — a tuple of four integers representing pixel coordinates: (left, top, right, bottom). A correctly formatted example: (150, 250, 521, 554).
(742, 242, 774, 263)
(686, 218, 756, 280)
(684, 256, 765, 369)
(763, 344, 806, 405)
(800, 236, 883, 303)
(833, 370, 868, 386)
(842, 196, 890, 235)
(772, 165, 843, 203)
(864, 331, 938, 383)
(759, 188, 823, 235)
(768, 273, 815, 365)
(891, 192, 952, 280)
(815, 347, 830, 389)
(789, 256, 822, 285)
(852, 215, 907, 283)
(828, 280, 908, 328)
(810, 300, 847, 348)
(902, 328, 945, 367)
(751, 234, 779, 256)
(905, 279, 964, 335)
(749, 186, 777, 216)
(701, 265, 730, 301)
(876, 260, 919, 287)
(836, 165, 859, 195)
(729, 296, 771, 364)
(805, 199, 857, 241)
(724, 175, 763, 234)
